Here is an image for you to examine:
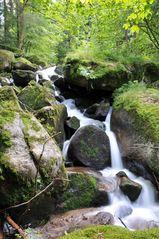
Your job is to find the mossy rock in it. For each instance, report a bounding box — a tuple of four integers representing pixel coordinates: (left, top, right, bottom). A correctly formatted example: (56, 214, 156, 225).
(36, 104, 67, 148)
(113, 82, 159, 183)
(116, 171, 142, 202)
(67, 125, 110, 170)
(64, 58, 130, 91)
(0, 49, 15, 72)
(12, 70, 36, 87)
(12, 57, 38, 72)
(59, 225, 159, 239)
(0, 86, 67, 208)
(18, 81, 56, 110)
(59, 172, 108, 211)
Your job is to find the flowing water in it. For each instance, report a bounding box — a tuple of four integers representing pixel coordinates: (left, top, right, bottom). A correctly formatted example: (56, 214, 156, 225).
(36, 67, 159, 230)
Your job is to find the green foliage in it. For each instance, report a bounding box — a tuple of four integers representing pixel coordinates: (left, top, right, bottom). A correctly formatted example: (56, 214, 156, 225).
(114, 82, 159, 143)
(59, 225, 159, 239)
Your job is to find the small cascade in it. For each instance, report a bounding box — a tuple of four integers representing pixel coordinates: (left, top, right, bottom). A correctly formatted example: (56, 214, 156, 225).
(62, 140, 70, 160)
(104, 107, 123, 169)
(35, 66, 159, 230)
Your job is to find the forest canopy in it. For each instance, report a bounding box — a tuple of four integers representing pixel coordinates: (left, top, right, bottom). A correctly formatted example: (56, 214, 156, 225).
(0, 0, 159, 64)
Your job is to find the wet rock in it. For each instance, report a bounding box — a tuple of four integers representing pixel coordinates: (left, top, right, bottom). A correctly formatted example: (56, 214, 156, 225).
(55, 65, 63, 75)
(67, 125, 110, 170)
(115, 204, 133, 218)
(51, 74, 59, 82)
(39, 208, 114, 239)
(116, 171, 142, 202)
(127, 217, 159, 230)
(12, 70, 36, 87)
(75, 97, 97, 109)
(12, 57, 37, 72)
(0, 49, 15, 72)
(36, 104, 67, 148)
(54, 77, 66, 89)
(65, 116, 80, 138)
(84, 102, 109, 120)
(0, 76, 12, 86)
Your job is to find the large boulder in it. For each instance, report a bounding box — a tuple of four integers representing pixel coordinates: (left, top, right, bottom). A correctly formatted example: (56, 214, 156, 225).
(58, 167, 115, 211)
(12, 69, 36, 87)
(64, 59, 130, 91)
(0, 86, 67, 210)
(36, 104, 67, 148)
(67, 125, 110, 170)
(0, 49, 15, 72)
(116, 171, 142, 202)
(113, 84, 159, 186)
(18, 81, 55, 110)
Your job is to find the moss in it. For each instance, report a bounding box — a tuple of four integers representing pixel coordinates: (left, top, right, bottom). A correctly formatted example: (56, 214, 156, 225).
(18, 81, 55, 111)
(65, 57, 130, 91)
(114, 82, 159, 143)
(59, 225, 159, 239)
(80, 140, 99, 158)
(0, 49, 15, 61)
(60, 173, 98, 211)
(13, 57, 33, 65)
(36, 104, 67, 147)
(22, 112, 41, 132)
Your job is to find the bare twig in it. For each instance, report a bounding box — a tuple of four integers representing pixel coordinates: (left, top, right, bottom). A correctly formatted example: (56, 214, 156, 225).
(152, 172, 159, 191)
(34, 132, 61, 192)
(118, 217, 128, 229)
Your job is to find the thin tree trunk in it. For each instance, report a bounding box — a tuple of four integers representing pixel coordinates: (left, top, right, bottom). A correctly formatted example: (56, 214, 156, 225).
(4, 0, 8, 43)
(16, 0, 25, 50)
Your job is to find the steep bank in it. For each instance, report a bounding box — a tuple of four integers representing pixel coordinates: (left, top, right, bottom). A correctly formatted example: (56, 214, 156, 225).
(113, 82, 159, 185)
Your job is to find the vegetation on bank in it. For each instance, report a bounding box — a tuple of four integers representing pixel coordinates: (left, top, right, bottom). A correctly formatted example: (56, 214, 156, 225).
(60, 225, 159, 239)
(113, 82, 159, 143)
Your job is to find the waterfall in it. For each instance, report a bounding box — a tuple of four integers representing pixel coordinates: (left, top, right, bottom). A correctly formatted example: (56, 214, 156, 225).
(104, 107, 123, 169)
(37, 66, 159, 230)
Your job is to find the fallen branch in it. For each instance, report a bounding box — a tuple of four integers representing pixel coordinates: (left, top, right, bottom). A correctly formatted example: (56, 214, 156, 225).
(5, 215, 27, 239)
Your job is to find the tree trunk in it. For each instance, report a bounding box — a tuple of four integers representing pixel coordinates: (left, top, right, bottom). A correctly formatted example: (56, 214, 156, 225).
(16, 0, 25, 50)
(4, 0, 9, 43)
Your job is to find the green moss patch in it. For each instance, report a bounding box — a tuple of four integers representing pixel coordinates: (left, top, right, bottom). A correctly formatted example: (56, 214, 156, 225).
(114, 82, 159, 143)
(18, 81, 56, 110)
(60, 225, 159, 239)
(59, 173, 99, 211)
(64, 57, 130, 91)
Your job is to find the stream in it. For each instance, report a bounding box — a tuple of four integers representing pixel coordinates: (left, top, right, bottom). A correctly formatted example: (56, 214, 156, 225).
(37, 67, 159, 231)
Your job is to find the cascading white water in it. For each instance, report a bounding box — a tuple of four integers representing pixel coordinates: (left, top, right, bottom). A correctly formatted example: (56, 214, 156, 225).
(104, 107, 123, 169)
(37, 66, 159, 230)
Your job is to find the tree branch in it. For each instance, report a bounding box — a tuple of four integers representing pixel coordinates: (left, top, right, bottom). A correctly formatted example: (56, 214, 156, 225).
(0, 177, 69, 215)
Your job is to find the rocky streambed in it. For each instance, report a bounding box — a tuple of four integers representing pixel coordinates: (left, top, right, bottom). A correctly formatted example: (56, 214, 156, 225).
(0, 49, 159, 238)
